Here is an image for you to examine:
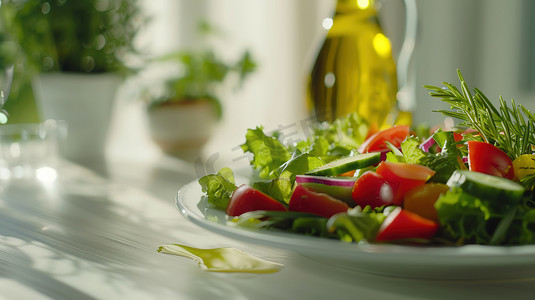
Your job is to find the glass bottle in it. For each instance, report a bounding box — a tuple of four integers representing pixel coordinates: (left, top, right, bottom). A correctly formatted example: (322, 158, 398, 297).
(307, 0, 400, 129)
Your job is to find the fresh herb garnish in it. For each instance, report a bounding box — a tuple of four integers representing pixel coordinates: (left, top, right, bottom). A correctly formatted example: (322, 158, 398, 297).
(396, 133, 464, 184)
(424, 69, 535, 160)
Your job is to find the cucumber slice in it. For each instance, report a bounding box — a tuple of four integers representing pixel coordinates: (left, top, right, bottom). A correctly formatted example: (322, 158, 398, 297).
(446, 170, 525, 203)
(296, 175, 358, 205)
(305, 152, 381, 176)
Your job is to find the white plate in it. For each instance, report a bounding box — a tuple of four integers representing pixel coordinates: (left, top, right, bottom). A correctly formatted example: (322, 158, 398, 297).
(176, 179, 535, 280)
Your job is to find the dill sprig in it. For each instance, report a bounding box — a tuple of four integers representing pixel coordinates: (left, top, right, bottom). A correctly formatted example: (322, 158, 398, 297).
(424, 69, 535, 160)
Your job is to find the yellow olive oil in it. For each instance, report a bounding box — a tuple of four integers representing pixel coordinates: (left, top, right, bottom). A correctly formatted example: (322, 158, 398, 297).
(307, 0, 398, 128)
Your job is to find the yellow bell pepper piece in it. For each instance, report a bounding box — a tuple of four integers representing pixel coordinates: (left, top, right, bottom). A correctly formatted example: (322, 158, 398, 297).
(512, 154, 535, 180)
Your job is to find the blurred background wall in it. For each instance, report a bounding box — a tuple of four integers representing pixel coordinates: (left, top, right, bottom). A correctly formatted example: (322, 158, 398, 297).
(142, 0, 535, 124)
(137, 0, 535, 156)
(5, 0, 535, 161)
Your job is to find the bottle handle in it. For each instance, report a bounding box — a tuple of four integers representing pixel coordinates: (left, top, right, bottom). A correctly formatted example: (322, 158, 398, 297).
(397, 0, 418, 111)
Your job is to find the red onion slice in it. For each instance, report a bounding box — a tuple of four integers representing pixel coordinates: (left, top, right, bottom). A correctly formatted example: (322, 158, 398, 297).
(420, 136, 436, 152)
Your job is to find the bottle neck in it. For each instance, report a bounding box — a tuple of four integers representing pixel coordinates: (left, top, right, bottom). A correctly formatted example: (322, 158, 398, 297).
(335, 0, 377, 13)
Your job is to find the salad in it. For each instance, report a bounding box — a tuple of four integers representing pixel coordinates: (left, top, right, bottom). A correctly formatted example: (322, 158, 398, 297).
(198, 70, 535, 246)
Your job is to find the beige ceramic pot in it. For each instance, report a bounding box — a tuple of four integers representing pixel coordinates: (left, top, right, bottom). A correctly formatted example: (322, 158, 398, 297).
(147, 99, 218, 158)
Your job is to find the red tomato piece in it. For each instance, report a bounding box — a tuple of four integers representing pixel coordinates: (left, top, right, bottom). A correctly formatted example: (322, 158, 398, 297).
(289, 185, 349, 218)
(453, 132, 463, 143)
(358, 125, 410, 154)
(467, 140, 514, 180)
(375, 207, 439, 242)
(352, 171, 394, 209)
(375, 161, 435, 205)
(226, 184, 287, 217)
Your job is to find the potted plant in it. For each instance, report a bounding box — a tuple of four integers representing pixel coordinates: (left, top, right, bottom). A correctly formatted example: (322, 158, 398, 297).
(141, 36, 256, 158)
(1, 0, 144, 162)
(0, 28, 18, 124)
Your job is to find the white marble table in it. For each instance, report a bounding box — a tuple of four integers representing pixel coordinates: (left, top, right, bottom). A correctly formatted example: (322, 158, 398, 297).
(1, 154, 534, 300)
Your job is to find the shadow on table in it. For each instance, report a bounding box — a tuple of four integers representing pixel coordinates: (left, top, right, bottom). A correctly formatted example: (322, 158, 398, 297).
(0, 160, 209, 299)
(3, 158, 533, 300)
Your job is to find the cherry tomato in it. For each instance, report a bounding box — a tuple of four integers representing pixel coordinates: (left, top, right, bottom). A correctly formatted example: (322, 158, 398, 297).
(467, 141, 514, 180)
(375, 207, 439, 242)
(352, 171, 394, 209)
(358, 125, 410, 154)
(289, 185, 349, 218)
(403, 183, 449, 222)
(375, 161, 435, 205)
(226, 184, 287, 217)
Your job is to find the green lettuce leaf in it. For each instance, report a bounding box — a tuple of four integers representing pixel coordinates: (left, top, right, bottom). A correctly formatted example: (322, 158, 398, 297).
(400, 133, 463, 183)
(198, 167, 237, 210)
(386, 140, 406, 163)
(253, 178, 293, 204)
(506, 207, 535, 244)
(273, 150, 325, 181)
(291, 217, 329, 237)
(241, 127, 291, 179)
(308, 136, 330, 158)
(326, 207, 387, 242)
(400, 137, 427, 164)
(231, 210, 332, 237)
(436, 188, 535, 245)
(304, 113, 369, 158)
(240, 114, 368, 179)
(434, 190, 492, 244)
(253, 151, 325, 204)
(425, 131, 465, 183)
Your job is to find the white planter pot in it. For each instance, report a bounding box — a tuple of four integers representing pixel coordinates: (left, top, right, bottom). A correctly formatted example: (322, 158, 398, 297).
(147, 100, 218, 158)
(32, 73, 122, 163)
